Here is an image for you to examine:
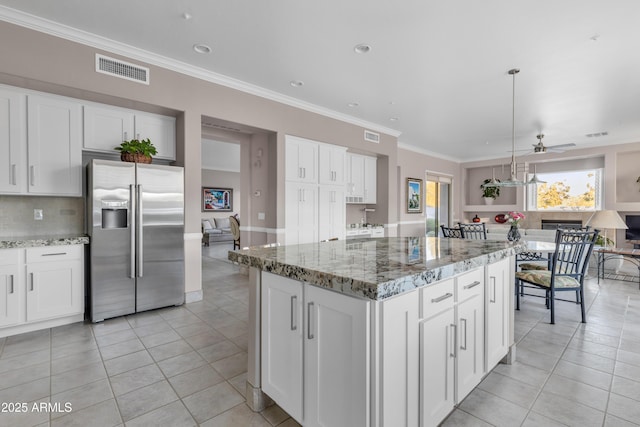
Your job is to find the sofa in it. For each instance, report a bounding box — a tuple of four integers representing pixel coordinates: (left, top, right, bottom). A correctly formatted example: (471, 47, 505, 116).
(202, 217, 234, 246)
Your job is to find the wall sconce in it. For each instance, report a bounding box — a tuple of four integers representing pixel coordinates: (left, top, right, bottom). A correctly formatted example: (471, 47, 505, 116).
(637, 176, 640, 191)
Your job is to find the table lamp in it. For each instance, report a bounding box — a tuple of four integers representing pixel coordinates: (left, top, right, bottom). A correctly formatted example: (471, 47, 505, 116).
(586, 210, 628, 248)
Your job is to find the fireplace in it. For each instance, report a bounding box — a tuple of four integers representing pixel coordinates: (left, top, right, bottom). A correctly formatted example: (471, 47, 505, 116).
(541, 219, 583, 230)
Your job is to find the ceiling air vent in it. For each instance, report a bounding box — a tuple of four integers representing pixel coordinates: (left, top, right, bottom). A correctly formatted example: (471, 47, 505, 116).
(364, 130, 380, 143)
(95, 54, 150, 85)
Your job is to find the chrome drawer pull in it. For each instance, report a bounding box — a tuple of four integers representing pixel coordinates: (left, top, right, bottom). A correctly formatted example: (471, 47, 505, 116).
(431, 293, 453, 303)
(290, 296, 297, 331)
(463, 281, 481, 290)
(42, 252, 67, 257)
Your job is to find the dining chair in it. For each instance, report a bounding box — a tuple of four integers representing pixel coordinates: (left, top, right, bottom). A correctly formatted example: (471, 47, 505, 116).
(440, 225, 463, 238)
(229, 215, 241, 250)
(515, 228, 599, 324)
(458, 222, 487, 240)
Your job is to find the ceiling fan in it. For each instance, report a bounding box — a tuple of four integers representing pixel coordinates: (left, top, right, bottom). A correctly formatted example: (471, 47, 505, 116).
(531, 134, 576, 154)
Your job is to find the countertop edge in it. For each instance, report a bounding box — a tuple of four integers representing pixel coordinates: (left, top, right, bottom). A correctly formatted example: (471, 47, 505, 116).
(0, 236, 90, 249)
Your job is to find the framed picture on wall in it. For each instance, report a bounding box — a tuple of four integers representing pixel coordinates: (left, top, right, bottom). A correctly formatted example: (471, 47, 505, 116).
(406, 178, 423, 213)
(202, 187, 233, 212)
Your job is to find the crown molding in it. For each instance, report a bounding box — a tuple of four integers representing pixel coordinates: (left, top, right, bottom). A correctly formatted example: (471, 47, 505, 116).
(0, 6, 402, 138)
(397, 141, 461, 163)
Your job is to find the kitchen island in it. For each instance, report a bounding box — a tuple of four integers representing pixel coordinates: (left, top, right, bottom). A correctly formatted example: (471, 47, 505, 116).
(229, 237, 523, 427)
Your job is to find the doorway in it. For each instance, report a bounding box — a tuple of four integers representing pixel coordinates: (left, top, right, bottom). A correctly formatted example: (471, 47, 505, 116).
(425, 174, 452, 237)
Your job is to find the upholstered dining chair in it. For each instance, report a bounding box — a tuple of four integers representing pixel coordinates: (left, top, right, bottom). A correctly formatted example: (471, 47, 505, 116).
(515, 228, 599, 324)
(458, 222, 487, 240)
(229, 215, 241, 250)
(440, 225, 463, 238)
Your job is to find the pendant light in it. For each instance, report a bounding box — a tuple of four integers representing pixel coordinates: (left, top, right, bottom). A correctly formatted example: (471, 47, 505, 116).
(483, 68, 528, 188)
(527, 164, 547, 184)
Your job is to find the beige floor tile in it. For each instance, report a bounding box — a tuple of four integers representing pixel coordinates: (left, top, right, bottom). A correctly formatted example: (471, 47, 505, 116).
(168, 364, 225, 398)
(115, 380, 178, 422)
(182, 382, 244, 423)
(125, 400, 196, 427)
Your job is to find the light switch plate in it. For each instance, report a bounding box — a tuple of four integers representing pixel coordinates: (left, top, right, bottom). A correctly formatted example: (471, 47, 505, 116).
(34, 209, 43, 220)
(258, 212, 265, 220)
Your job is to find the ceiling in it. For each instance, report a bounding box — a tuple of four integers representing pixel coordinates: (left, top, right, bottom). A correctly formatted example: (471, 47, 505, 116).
(2, 0, 640, 162)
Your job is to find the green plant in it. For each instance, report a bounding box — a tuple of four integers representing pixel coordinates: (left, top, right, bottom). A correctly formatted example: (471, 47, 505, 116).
(115, 138, 157, 156)
(595, 235, 614, 247)
(481, 179, 500, 199)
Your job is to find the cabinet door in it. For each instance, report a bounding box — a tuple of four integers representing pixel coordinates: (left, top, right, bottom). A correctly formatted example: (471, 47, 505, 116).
(363, 155, 377, 204)
(0, 263, 21, 328)
(285, 137, 317, 183)
(0, 88, 26, 194)
(134, 112, 176, 160)
(347, 154, 365, 198)
(285, 182, 317, 245)
(261, 272, 303, 423)
(26, 260, 83, 322)
(27, 94, 82, 196)
(420, 307, 455, 427)
(83, 104, 134, 153)
(318, 186, 345, 241)
(304, 285, 369, 427)
(319, 145, 346, 185)
(456, 291, 484, 402)
(486, 258, 510, 370)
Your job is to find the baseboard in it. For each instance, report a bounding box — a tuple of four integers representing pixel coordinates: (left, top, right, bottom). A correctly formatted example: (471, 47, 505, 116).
(185, 289, 203, 303)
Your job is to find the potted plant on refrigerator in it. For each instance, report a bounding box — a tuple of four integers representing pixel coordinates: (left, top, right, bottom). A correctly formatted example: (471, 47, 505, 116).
(115, 138, 157, 164)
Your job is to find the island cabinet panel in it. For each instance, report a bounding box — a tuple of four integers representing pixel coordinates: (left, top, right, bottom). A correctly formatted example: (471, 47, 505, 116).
(261, 273, 304, 422)
(261, 272, 369, 426)
(486, 257, 510, 370)
(377, 290, 419, 427)
(0, 250, 22, 328)
(419, 279, 456, 427)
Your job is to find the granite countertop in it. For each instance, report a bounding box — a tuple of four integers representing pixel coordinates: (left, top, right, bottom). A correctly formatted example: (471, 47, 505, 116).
(229, 237, 525, 301)
(0, 235, 90, 249)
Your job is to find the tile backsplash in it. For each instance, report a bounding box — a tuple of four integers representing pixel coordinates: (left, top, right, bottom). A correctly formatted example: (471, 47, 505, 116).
(0, 196, 84, 237)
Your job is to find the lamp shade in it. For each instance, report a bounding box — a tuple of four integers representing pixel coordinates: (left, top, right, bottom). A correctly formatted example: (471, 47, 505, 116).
(586, 210, 628, 230)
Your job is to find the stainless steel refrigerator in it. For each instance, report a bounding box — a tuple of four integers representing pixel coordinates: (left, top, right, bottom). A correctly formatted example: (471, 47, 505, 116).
(88, 159, 184, 322)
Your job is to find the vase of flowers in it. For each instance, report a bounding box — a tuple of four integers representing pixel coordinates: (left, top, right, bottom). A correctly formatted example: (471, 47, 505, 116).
(505, 211, 525, 241)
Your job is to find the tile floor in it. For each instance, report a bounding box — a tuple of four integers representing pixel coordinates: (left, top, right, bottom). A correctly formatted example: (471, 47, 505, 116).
(0, 243, 639, 426)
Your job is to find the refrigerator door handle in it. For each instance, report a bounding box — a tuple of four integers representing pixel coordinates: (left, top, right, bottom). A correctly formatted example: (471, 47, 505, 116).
(136, 184, 143, 278)
(130, 184, 136, 279)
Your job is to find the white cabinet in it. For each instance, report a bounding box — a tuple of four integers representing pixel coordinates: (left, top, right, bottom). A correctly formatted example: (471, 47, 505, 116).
(318, 186, 346, 241)
(261, 272, 369, 426)
(261, 272, 303, 422)
(26, 246, 84, 322)
(285, 136, 318, 183)
(346, 153, 377, 204)
(27, 94, 82, 196)
(0, 245, 84, 338)
(419, 279, 456, 427)
(455, 269, 485, 402)
(486, 257, 510, 370)
(318, 144, 346, 185)
(83, 104, 176, 160)
(0, 250, 22, 328)
(285, 182, 317, 245)
(0, 88, 26, 194)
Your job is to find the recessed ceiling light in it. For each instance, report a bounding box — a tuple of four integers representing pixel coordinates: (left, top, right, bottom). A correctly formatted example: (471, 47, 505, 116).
(182, 12, 192, 20)
(348, 102, 359, 108)
(290, 80, 304, 87)
(389, 117, 399, 122)
(354, 44, 372, 54)
(193, 44, 211, 54)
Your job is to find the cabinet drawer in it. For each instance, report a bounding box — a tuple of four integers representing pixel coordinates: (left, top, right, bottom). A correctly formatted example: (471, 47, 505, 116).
(0, 249, 21, 266)
(26, 245, 82, 263)
(421, 278, 455, 319)
(456, 268, 484, 301)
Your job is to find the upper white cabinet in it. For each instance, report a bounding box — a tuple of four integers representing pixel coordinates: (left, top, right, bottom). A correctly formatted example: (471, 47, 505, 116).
(318, 144, 346, 185)
(346, 153, 377, 204)
(27, 94, 82, 196)
(0, 88, 26, 194)
(285, 136, 318, 183)
(83, 103, 176, 160)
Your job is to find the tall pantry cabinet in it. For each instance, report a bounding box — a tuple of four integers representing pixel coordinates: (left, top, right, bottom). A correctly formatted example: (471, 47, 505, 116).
(285, 135, 347, 245)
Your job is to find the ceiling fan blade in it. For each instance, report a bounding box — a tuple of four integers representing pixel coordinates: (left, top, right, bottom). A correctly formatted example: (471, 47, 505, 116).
(547, 143, 576, 149)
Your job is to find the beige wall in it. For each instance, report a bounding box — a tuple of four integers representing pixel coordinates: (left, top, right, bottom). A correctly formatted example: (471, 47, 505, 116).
(396, 147, 462, 237)
(0, 21, 399, 296)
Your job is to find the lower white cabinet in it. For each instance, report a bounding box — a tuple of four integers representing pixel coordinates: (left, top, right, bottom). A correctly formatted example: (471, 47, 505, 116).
(486, 257, 510, 370)
(285, 182, 318, 245)
(261, 272, 369, 426)
(0, 245, 84, 337)
(318, 185, 346, 241)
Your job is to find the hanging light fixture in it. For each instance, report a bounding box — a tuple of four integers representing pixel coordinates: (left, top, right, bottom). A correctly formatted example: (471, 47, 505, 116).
(484, 68, 528, 188)
(527, 164, 547, 184)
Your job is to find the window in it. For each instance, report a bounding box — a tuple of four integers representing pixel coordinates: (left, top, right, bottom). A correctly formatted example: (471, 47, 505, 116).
(425, 174, 452, 236)
(527, 167, 603, 211)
